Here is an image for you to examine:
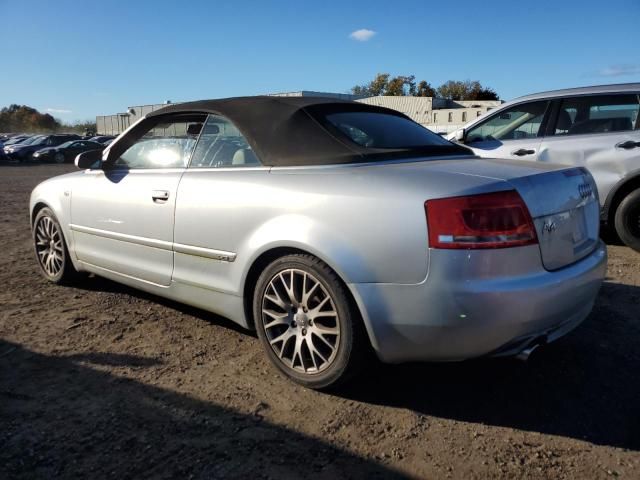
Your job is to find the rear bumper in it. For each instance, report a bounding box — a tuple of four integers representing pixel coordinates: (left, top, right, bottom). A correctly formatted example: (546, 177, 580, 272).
(349, 241, 607, 363)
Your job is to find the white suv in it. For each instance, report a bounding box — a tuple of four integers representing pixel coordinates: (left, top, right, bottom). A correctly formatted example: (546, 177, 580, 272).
(449, 83, 640, 252)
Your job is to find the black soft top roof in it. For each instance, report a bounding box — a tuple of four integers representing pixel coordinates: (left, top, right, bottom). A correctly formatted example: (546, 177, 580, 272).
(147, 96, 470, 166)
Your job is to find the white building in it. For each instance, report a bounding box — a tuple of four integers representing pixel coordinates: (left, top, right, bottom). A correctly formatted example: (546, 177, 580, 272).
(356, 96, 502, 133)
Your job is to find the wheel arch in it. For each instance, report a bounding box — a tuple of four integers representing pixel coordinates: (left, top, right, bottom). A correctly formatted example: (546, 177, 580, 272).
(603, 170, 640, 225)
(30, 198, 81, 271)
(31, 201, 52, 226)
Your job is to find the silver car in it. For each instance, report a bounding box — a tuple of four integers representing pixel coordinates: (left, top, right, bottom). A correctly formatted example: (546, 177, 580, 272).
(30, 97, 607, 389)
(448, 83, 640, 251)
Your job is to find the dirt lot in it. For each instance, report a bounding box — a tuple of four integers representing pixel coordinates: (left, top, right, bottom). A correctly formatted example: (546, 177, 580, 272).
(1, 164, 639, 479)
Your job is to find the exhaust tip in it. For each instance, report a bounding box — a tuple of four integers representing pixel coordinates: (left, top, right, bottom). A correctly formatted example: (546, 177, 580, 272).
(516, 344, 539, 362)
(515, 336, 547, 362)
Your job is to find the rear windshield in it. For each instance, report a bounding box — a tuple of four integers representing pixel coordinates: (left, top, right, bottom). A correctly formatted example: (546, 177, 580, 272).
(323, 111, 451, 149)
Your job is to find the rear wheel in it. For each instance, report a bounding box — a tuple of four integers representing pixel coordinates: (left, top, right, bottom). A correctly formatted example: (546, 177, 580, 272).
(614, 188, 640, 253)
(253, 254, 366, 389)
(33, 208, 80, 283)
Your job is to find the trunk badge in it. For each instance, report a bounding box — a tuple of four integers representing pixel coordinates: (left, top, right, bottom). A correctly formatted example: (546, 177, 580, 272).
(542, 221, 557, 235)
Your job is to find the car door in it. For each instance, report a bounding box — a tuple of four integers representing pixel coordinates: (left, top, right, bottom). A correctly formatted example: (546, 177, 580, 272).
(463, 100, 551, 161)
(71, 113, 205, 286)
(538, 93, 640, 207)
(172, 113, 267, 294)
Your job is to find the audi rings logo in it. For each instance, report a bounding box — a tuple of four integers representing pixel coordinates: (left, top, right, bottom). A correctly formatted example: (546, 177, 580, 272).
(578, 183, 593, 199)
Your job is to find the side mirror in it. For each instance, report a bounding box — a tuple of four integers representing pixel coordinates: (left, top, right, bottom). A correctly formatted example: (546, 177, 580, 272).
(453, 129, 466, 142)
(75, 149, 103, 169)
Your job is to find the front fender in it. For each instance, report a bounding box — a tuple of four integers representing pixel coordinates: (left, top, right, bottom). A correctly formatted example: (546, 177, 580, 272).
(30, 176, 80, 270)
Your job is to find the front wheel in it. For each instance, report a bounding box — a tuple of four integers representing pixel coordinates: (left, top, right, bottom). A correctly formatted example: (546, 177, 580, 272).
(54, 152, 65, 164)
(614, 188, 640, 253)
(33, 208, 80, 283)
(253, 254, 366, 389)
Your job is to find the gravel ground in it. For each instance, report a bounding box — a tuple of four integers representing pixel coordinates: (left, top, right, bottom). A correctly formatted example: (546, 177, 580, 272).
(1, 164, 639, 479)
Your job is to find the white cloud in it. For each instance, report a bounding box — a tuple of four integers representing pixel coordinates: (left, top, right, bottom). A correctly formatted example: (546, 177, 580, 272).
(598, 64, 640, 77)
(46, 108, 72, 114)
(349, 28, 376, 42)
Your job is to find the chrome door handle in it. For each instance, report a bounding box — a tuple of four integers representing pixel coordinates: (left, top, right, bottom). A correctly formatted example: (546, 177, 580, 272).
(616, 140, 640, 149)
(512, 148, 536, 156)
(151, 190, 170, 202)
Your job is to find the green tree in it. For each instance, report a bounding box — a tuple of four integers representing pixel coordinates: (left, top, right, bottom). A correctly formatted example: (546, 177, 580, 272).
(368, 73, 391, 96)
(351, 84, 370, 96)
(437, 80, 470, 101)
(0, 104, 96, 134)
(415, 80, 436, 97)
(437, 80, 499, 101)
(385, 75, 416, 96)
(0, 104, 62, 132)
(351, 75, 500, 100)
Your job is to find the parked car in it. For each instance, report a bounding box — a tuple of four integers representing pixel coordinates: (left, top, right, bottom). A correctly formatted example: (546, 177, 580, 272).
(448, 83, 640, 251)
(3, 134, 32, 146)
(4, 135, 45, 158)
(89, 135, 116, 144)
(30, 97, 606, 389)
(33, 140, 104, 164)
(5, 134, 81, 162)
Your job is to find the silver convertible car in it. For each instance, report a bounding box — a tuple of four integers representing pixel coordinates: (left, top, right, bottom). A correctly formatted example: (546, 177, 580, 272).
(30, 97, 607, 389)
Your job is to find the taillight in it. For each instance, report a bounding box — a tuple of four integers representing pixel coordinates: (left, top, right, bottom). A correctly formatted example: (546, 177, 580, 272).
(425, 190, 538, 249)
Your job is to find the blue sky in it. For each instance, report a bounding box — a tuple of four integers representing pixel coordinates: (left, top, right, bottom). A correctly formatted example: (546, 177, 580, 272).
(1, 0, 638, 122)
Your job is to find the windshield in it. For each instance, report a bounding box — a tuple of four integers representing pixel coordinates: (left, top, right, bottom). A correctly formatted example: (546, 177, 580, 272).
(323, 111, 452, 149)
(58, 141, 75, 148)
(23, 136, 45, 145)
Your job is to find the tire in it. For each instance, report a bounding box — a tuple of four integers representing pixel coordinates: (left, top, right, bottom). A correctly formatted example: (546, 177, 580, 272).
(54, 152, 65, 164)
(614, 188, 640, 253)
(33, 208, 80, 284)
(253, 254, 366, 389)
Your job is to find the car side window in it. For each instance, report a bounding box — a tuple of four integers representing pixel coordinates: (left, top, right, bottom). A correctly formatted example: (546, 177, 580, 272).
(466, 101, 549, 143)
(113, 116, 204, 169)
(552, 94, 640, 136)
(189, 114, 261, 168)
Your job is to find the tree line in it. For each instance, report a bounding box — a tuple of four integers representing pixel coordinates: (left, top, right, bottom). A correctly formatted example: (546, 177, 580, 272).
(0, 104, 96, 134)
(351, 74, 499, 101)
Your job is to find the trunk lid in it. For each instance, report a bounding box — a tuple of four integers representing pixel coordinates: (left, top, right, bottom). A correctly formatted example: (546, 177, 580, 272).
(507, 166, 600, 270)
(374, 157, 601, 270)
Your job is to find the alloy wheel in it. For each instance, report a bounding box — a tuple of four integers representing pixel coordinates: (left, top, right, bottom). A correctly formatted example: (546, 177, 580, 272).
(35, 215, 64, 277)
(54, 152, 65, 164)
(261, 268, 340, 374)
